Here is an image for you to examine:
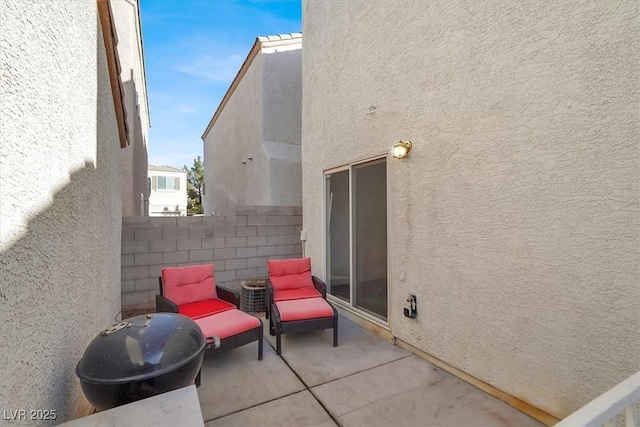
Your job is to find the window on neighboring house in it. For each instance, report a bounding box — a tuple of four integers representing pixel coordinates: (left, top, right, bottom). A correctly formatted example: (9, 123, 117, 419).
(152, 176, 180, 191)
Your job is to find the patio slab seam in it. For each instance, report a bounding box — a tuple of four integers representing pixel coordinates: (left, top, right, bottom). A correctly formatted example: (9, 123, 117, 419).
(260, 315, 416, 425)
(202, 331, 343, 425)
(202, 389, 306, 424)
(264, 314, 412, 386)
(303, 352, 414, 389)
(331, 375, 449, 419)
(263, 330, 343, 427)
(199, 314, 545, 427)
(197, 338, 306, 422)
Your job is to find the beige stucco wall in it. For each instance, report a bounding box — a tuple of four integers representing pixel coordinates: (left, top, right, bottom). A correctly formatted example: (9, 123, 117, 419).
(0, 1, 122, 423)
(302, 0, 639, 419)
(112, 0, 150, 216)
(203, 53, 265, 216)
(203, 42, 302, 216)
(263, 47, 303, 209)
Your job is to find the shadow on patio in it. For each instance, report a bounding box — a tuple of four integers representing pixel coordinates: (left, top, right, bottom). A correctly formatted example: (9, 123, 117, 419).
(198, 315, 543, 427)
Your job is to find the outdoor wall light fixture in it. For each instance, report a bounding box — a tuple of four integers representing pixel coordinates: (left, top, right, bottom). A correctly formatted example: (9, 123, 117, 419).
(392, 140, 412, 159)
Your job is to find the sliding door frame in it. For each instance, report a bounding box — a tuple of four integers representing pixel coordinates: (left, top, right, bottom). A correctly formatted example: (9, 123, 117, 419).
(322, 152, 391, 327)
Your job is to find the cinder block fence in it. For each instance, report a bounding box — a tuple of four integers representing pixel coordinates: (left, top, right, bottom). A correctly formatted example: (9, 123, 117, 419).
(121, 206, 302, 308)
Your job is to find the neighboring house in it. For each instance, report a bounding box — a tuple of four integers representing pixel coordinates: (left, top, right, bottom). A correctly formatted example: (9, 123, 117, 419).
(112, 0, 151, 216)
(302, 0, 638, 424)
(148, 165, 188, 216)
(201, 33, 302, 216)
(0, 0, 148, 423)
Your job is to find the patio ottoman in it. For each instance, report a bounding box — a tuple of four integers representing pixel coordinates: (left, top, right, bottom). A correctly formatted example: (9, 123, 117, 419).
(194, 309, 263, 360)
(270, 298, 338, 355)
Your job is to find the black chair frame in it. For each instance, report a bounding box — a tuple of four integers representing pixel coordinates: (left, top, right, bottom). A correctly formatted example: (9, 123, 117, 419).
(269, 300, 338, 355)
(265, 275, 327, 320)
(155, 275, 263, 388)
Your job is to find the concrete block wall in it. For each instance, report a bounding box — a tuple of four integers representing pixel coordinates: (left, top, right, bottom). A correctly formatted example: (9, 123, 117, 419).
(121, 205, 303, 307)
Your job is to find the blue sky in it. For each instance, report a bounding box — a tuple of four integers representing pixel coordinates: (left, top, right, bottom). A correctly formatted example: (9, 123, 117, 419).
(140, 0, 301, 169)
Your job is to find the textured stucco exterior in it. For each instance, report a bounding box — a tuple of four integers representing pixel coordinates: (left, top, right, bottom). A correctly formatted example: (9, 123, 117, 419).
(1, 1, 122, 423)
(302, 0, 639, 419)
(203, 37, 302, 216)
(111, 0, 150, 216)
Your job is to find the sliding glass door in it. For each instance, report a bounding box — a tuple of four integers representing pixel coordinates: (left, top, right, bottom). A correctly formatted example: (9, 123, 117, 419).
(353, 159, 387, 318)
(325, 158, 388, 320)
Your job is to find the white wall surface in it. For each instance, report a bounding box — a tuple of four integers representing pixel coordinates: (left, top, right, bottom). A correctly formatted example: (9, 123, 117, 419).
(0, 1, 122, 423)
(203, 43, 302, 216)
(111, 0, 150, 216)
(302, 0, 639, 419)
(148, 169, 188, 216)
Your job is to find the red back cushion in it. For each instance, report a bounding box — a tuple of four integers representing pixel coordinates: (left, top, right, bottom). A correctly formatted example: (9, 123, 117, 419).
(162, 264, 217, 305)
(268, 258, 314, 291)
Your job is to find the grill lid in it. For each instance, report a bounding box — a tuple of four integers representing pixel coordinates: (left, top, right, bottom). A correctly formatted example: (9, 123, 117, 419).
(76, 313, 205, 384)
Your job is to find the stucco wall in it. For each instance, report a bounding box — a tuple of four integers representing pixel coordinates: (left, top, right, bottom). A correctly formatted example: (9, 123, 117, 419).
(203, 42, 302, 216)
(264, 47, 303, 208)
(302, 0, 639, 419)
(203, 53, 265, 216)
(263, 47, 302, 145)
(112, 0, 150, 216)
(0, 1, 122, 423)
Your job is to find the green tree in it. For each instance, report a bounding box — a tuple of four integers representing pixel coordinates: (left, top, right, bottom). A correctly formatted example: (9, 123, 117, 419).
(183, 156, 204, 215)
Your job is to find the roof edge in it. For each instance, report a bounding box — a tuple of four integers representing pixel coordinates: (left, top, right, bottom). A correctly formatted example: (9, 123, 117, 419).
(126, 0, 151, 127)
(201, 33, 302, 140)
(148, 164, 186, 172)
(97, 0, 129, 149)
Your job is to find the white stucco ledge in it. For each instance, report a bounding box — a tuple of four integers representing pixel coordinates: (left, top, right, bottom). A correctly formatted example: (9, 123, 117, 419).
(58, 385, 203, 427)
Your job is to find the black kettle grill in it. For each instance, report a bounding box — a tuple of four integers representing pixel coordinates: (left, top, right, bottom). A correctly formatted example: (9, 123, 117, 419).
(76, 313, 205, 411)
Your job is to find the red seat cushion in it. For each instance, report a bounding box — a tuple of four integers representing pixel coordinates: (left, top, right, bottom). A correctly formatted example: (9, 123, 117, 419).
(194, 309, 261, 340)
(275, 298, 334, 322)
(178, 299, 235, 320)
(162, 264, 217, 305)
(273, 288, 321, 302)
(268, 258, 314, 291)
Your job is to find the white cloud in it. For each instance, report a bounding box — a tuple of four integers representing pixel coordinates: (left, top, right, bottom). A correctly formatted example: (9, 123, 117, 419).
(172, 104, 198, 114)
(175, 53, 244, 83)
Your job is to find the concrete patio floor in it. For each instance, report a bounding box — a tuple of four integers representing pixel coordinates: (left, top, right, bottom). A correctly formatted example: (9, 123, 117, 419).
(197, 315, 544, 427)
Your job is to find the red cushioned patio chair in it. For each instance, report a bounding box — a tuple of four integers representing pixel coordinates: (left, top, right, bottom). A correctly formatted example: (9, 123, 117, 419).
(156, 264, 263, 366)
(267, 258, 338, 355)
